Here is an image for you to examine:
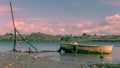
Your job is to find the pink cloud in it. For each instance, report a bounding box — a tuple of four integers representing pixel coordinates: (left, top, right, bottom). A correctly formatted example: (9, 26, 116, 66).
(77, 23, 84, 28)
(0, 5, 20, 12)
(26, 18, 45, 21)
(0, 6, 9, 17)
(0, 6, 10, 12)
(1, 20, 110, 35)
(1, 13, 120, 35)
(5, 21, 65, 34)
(58, 28, 65, 32)
(105, 14, 120, 25)
(97, 14, 120, 34)
(0, 5, 21, 17)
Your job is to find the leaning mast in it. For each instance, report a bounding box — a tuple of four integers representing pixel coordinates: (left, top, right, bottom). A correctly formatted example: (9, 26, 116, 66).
(10, 1, 17, 51)
(9, 1, 38, 52)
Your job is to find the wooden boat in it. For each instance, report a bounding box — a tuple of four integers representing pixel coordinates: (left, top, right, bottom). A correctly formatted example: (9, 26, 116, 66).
(59, 42, 114, 54)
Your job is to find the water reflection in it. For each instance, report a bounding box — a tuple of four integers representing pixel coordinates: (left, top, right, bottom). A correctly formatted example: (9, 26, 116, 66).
(0, 42, 120, 64)
(60, 53, 112, 64)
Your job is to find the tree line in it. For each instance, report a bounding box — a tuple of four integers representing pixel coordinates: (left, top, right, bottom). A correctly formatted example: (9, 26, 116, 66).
(0, 32, 120, 42)
(0, 32, 61, 42)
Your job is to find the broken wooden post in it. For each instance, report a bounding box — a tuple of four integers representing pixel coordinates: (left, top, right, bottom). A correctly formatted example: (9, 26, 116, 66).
(28, 47, 32, 53)
(99, 48, 104, 58)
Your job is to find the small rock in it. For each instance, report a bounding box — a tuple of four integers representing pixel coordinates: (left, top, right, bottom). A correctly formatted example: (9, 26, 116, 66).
(1, 54, 5, 57)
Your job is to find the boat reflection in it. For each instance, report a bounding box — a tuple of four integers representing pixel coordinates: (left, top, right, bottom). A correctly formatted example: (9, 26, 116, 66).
(59, 53, 112, 64)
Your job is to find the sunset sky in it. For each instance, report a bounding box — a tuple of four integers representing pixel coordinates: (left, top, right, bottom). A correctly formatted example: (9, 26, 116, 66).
(0, 0, 120, 35)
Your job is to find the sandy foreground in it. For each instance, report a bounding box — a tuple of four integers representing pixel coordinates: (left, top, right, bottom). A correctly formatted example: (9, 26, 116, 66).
(0, 52, 120, 68)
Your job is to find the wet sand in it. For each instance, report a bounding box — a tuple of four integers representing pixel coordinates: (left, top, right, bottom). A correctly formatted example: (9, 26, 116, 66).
(0, 52, 120, 68)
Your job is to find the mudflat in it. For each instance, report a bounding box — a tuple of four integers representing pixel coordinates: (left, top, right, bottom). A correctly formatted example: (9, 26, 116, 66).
(0, 52, 120, 68)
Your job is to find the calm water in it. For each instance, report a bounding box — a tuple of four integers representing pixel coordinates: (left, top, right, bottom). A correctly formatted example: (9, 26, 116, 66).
(0, 41, 120, 64)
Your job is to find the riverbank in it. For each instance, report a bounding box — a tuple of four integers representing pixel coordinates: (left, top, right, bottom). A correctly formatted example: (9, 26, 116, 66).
(0, 51, 120, 68)
(1, 32, 120, 42)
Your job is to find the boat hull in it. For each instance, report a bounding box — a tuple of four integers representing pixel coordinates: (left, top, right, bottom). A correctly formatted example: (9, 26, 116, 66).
(60, 43, 114, 54)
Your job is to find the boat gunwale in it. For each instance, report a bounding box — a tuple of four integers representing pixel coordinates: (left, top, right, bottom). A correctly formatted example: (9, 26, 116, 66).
(61, 43, 114, 47)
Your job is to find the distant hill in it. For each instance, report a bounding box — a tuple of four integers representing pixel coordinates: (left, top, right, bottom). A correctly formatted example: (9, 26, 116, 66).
(26, 32, 62, 42)
(0, 32, 120, 42)
(0, 32, 62, 42)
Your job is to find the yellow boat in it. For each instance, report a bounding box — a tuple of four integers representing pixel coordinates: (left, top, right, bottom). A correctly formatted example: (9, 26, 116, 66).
(59, 42, 114, 54)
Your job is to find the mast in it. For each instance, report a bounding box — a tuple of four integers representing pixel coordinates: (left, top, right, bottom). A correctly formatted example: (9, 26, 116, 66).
(10, 1, 17, 51)
(9, 1, 38, 52)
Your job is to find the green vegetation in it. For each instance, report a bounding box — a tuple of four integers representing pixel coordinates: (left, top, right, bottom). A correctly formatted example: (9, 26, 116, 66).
(0, 32, 120, 42)
(0, 32, 62, 42)
(60, 33, 120, 42)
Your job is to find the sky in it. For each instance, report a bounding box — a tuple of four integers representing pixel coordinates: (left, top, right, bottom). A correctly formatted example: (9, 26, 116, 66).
(0, 0, 120, 35)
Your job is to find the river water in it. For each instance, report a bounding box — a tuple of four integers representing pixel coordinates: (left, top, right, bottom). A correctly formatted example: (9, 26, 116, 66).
(0, 41, 120, 64)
